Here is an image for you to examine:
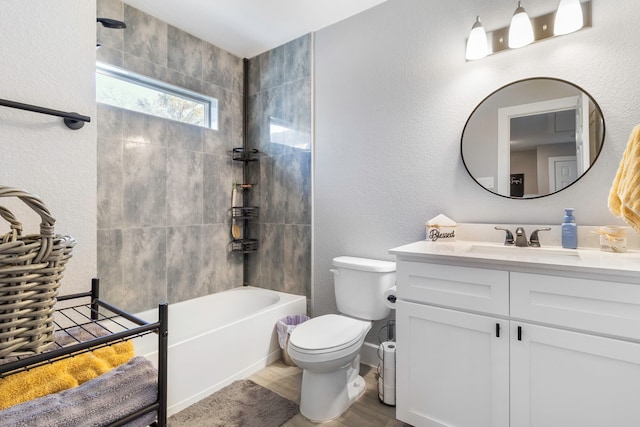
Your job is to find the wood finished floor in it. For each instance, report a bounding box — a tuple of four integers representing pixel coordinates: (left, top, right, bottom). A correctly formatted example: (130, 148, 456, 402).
(249, 360, 410, 427)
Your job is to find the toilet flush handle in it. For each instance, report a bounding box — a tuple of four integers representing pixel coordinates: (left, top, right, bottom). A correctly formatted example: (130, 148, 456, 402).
(329, 268, 340, 276)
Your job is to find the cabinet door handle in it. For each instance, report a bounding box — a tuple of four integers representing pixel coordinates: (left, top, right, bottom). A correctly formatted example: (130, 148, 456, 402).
(517, 326, 522, 341)
(495, 323, 500, 338)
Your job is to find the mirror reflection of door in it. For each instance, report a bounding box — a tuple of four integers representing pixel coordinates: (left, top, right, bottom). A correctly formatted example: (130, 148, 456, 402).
(548, 156, 578, 192)
(575, 93, 591, 175)
(498, 96, 581, 197)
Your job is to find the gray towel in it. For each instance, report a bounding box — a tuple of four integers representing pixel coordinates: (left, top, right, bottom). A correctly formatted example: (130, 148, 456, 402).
(0, 356, 158, 427)
(0, 323, 113, 366)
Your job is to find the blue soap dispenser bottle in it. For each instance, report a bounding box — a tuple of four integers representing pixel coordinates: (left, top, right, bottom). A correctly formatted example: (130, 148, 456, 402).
(562, 208, 577, 249)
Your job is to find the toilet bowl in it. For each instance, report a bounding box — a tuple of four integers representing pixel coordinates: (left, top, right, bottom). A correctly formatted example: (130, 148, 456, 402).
(287, 256, 396, 422)
(288, 314, 371, 422)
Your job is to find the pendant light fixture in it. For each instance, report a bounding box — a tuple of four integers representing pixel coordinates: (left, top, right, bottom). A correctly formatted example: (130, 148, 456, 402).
(465, 16, 489, 61)
(508, 1, 534, 49)
(465, 1, 591, 60)
(554, 0, 584, 35)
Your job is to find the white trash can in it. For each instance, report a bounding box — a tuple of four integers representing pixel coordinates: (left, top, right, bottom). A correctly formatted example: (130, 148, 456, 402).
(276, 314, 309, 366)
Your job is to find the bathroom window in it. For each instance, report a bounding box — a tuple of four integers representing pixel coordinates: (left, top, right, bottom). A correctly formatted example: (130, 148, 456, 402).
(96, 62, 218, 129)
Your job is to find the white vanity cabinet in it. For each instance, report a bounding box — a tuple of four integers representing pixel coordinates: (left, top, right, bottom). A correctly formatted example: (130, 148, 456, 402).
(509, 321, 640, 427)
(509, 272, 640, 427)
(395, 261, 510, 427)
(396, 300, 509, 427)
(393, 248, 640, 427)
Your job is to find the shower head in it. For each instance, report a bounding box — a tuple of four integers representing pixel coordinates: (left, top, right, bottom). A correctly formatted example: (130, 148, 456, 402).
(97, 18, 127, 29)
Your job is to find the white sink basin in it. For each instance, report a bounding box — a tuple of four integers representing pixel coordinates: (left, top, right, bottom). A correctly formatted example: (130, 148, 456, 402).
(462, 243, 581, 259)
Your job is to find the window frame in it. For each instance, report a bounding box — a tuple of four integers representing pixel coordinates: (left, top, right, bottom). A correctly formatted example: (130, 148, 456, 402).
(96, 61, 217, 129)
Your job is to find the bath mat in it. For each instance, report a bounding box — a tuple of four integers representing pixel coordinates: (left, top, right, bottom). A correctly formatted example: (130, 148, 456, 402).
(168, 379, 298, 427)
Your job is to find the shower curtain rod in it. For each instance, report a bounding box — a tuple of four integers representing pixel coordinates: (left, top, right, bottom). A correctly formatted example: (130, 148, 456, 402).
(0, 98, 91, 130)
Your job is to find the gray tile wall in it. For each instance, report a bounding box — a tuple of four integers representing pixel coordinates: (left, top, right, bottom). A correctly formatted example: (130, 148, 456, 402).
(246, 35, 312, 306)
(96, 0, 312, 313)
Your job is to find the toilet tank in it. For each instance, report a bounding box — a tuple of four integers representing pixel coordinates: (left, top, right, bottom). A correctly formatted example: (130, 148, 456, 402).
(331, 256, 396, 321)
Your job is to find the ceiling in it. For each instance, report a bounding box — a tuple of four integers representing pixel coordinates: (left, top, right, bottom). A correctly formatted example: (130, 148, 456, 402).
(123, 0, 388, 58)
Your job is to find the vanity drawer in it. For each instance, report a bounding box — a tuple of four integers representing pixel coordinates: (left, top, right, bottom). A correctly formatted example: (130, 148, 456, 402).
(397, 261, 509, 315)
(511, 272, 640, 340)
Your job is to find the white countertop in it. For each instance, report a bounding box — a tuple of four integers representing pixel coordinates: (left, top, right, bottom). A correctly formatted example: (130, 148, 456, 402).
(389, 240, 640, 281)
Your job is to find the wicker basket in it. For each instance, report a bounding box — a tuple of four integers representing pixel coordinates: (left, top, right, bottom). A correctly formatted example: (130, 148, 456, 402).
(0, 186, 76, 358)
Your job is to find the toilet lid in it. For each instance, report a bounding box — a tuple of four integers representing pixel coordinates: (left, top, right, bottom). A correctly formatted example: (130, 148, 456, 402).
(332, 256, 396, 272)
(289, 314, 369, 352)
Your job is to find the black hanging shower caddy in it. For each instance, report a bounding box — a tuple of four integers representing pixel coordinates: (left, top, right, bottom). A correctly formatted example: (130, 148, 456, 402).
(230, 147, 259, 256)
(230, 59, 260, 286)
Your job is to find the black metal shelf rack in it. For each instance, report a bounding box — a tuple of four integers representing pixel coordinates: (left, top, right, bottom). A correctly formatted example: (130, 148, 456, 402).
(0, 278, 168, 427)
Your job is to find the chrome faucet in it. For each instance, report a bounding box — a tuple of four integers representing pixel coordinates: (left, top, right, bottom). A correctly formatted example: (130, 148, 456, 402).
(495, 226, 551, 247)
(494, 227, 514, 245)
(529, 227, 551, 247)
(515, 227, 528, 247)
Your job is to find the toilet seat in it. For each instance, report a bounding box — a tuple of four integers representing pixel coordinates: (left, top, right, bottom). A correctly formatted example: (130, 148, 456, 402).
(289, 314, 370, 355)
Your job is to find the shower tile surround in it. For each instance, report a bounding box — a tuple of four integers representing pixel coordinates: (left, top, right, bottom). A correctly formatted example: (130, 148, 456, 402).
(246, 36, 313, 301)
(96, 0, 311, 312)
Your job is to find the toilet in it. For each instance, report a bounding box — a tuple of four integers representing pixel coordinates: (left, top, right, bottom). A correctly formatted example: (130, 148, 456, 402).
(287, 256, 396, 422)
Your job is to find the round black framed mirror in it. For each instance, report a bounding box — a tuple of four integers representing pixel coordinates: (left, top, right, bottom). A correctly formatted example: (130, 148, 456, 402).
(461, 77, 605, 199)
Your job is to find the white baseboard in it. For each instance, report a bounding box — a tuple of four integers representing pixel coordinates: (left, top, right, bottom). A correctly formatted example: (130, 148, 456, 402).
(360, 341, 381, 367)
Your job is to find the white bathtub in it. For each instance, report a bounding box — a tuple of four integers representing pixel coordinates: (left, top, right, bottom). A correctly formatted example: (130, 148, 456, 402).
(135, 286, 306, 416)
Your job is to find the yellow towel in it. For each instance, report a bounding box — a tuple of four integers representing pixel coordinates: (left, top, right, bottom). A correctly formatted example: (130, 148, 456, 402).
(609, 124, 640, 233)
(0, 340, 134, 410)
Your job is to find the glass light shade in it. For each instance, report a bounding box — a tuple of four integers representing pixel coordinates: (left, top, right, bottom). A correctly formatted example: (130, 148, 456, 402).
(508, 2, 534, 48)
(466, 16, 489, 60)
(554, 0, 583, 35)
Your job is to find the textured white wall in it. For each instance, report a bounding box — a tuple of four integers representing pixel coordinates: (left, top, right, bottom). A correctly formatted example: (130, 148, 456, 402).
(0, 1, 97, 294)
(314, 0, 640, 317)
